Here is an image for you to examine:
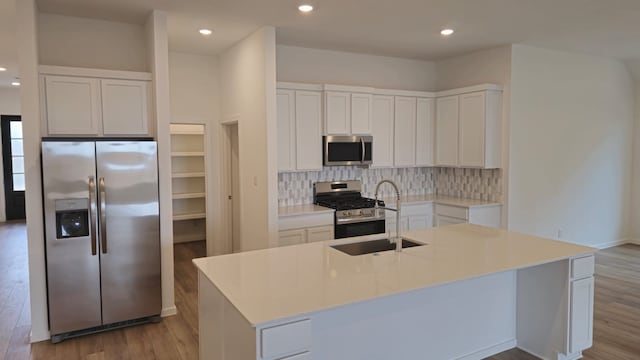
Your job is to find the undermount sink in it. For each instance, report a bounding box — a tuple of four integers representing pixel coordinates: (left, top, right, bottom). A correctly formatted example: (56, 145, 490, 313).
(331, 238, 425, 256)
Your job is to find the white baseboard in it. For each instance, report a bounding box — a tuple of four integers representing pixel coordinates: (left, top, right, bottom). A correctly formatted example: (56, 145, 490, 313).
(30, 329, 50, 343)
(592, 238, 632, 249)
(456, 339, 517, 360)
(518, 346, 582, 360)
(161, 305, 178, 317)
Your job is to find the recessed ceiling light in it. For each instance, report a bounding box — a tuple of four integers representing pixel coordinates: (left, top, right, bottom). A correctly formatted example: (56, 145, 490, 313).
(0, 67, 6, 72)
(199, 29, 213, 36)
(298, 4, 314, 12)
(440, 29, 455, 36)
(11, 81, 20, 86)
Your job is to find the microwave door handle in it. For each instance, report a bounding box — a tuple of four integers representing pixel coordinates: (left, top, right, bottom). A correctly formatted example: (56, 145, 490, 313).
(88, 176, 97, 256)
(361, 138, 365, 163)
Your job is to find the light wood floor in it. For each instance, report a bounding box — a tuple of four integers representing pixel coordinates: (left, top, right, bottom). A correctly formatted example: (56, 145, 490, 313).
(1, 221, 639, 359)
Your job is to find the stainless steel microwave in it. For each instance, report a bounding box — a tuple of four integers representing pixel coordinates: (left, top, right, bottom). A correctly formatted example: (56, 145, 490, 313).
(323, 136, 373, 166)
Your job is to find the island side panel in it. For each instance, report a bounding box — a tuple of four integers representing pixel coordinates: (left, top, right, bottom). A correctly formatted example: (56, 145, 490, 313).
(199, 271, 257, 360)
(308, 270, 517, 360)
(516, 260, 570, 359)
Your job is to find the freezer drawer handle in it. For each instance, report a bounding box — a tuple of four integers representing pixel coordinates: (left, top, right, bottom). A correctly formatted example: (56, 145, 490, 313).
(99, 177, 107, 254)
(89, 176, 97, 256)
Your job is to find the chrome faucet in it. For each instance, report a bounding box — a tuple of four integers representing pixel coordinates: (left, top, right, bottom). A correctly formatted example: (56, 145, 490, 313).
(374, 180, 402, 252)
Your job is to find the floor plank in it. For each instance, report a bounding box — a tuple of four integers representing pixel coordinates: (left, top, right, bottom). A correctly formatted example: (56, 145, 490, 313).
(2, 220, 639, 359)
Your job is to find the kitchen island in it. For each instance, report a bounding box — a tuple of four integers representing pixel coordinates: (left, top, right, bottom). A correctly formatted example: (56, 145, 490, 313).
(193, 224, 596, 360)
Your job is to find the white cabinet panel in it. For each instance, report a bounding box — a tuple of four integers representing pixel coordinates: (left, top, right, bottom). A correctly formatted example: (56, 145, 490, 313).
(351, 93, 372, 134)
(278, 229, 306, 247)
(101, 79, 149, 135)
(459, 92, 486, 167)
(371, 95, 394, 168)
(325, 91, 350, 135)
(307, 226, 334, 243)
(394, 96, 417, 167)
(295, 91, 323, 171)
(435, 215, 466, 227)
(408, 216, 430, 230)
(435, 96, 459, 166)
(416, 98, 435, 166)
(45, 75, 101, 135)
(261, 319, 311, 359)
(277, 90, 296, 172)
(569, 277, 594, 353)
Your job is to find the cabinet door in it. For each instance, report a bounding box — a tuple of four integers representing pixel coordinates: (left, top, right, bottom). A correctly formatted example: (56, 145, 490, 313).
(371, 95, 394, 168)
(408, 216, 429, 230)
(394, 96, 417, 167)
(296, 91, 323, 171)
(435, 215, 466, 227)
(416, 98, 435, 166)
(569, 277, 594, 353)
(325, 91, 350, 135)
(351, 93, 372, 134)
(277, 90, 296, 172)
(435, 96, 459, 166)
(306, 225, 334, 243)
(44, 75, 101, 135)
(278, 229, 306, 247)
(459, 92, 486, 167)
(101, 79, 149, 135)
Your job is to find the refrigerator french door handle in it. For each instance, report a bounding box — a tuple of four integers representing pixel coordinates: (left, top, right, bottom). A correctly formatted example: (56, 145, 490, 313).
(99, 177, 107, 254)
(88, 176, 97, 256)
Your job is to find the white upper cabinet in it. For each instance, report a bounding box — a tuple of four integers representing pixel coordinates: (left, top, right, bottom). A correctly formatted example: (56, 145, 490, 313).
(324, 87, 373, 136)
(371, 95, 394, 168)
(350, 93, 373, 134)
(394, 96, 417, 167)
(415, 98, 435, 166)
(41, 67, 152, 137)
(44, 75, 101, 136)
(435, 96, 459, 167)
(295, 91, 323, 171)
(325, 91, 351, 135)
(436, 89, 502, 168)
(277, 90, 296, 172)
(101, 79, 149, 135)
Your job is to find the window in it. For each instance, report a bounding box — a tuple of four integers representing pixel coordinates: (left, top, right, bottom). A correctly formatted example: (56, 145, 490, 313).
(10, 121, 24, 191)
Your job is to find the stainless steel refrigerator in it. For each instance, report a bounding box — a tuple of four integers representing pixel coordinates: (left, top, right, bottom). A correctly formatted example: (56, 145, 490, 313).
(42, 140, 161, 343)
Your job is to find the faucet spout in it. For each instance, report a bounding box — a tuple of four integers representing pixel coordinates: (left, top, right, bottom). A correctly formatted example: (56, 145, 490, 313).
(374, 180, 402, 252)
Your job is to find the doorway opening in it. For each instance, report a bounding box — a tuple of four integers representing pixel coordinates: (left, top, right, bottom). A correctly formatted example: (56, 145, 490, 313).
(223, 122, 240, 253)
(1, 115, 25, 221)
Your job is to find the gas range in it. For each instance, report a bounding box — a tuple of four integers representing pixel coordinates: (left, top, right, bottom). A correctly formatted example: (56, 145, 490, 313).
(314, 180, 386, 238)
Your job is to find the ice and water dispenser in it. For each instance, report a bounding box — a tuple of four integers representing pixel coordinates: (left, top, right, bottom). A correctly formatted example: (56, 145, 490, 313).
(55, 199, 90, 239)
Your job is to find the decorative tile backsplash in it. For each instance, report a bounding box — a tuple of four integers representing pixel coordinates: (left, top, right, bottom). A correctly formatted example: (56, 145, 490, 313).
(434, 168, 502, 202)
(278, 166, 503, 206)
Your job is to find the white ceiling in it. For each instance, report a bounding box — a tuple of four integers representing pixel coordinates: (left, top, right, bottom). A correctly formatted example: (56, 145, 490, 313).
(1, 0, 640, 81)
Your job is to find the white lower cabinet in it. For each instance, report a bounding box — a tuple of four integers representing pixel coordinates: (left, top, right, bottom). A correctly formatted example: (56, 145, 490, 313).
(386, 203, 433, 234)
(278, 212, 334, 247)
(434, 204, 502, 228)
(568, 256, 595, 355)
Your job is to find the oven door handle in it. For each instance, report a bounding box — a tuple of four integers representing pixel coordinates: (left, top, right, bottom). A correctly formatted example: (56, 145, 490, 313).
(336, 216, 385, 225)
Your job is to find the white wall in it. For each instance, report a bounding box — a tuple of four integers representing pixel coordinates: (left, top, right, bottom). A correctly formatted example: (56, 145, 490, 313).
(0, 87, 21, 222)
(218, 27, 278, 252)
(435, 46, 512, 228)
(632, 81, 640, 239)
(168, 51, 220, 254)
(509, 44, 635, 248)
(276, 45, 437, 91)
(38, 13, 148, 71)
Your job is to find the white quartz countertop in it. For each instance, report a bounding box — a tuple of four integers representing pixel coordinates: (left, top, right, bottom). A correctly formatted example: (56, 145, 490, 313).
(193, 224, 595, 326)
(278, 195, 500, 218)
(278, 204, 334, 217)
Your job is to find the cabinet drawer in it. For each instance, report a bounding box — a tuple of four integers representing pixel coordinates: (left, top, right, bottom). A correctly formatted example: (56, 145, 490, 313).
(571, 255, 595, 279)
(278, 352, 311, 360)
(261, 319, 311, 359)
(434, 204, 468, 220)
